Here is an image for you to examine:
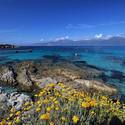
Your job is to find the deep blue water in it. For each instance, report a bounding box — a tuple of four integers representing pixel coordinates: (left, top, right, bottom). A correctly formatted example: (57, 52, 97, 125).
(0, 46, 125, 100)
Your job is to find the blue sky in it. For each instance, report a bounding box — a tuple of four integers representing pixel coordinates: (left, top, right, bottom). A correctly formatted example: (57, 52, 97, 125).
(0, 0, 125, 44)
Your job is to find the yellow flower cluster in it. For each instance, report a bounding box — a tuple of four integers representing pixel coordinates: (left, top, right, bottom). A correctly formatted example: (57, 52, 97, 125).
(1, 83, 125, 125)
(40, 113, 50, 120)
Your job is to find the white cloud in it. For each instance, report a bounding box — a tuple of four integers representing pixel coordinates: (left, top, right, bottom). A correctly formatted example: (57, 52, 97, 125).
(95, 34, 103, 39)
(56, 36, 69, 41)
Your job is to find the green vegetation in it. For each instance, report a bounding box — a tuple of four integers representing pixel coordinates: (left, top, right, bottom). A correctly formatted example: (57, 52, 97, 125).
(1, 83, 125, 125)
(0, 44, 16, 48)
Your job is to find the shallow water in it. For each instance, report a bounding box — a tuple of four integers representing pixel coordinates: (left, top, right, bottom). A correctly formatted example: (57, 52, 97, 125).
(0, 46, 125, 100)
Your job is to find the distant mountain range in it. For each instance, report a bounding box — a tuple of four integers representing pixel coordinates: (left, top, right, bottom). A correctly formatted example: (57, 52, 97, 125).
(33, 36, 125, 46)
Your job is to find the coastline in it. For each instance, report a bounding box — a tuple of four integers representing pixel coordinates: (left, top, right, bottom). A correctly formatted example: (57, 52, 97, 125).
(0, 58, 124, 124)
(0, 59, 120, 96)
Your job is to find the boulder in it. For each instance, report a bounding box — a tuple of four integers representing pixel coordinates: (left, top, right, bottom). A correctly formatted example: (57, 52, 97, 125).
(30, 76, 57, 89)
(8, 92, 31, 110)
(0, 93, 8, 103)
(16, 69, 33, 91)
(0, 66, 16, 84)
(0, 91, 31, 111)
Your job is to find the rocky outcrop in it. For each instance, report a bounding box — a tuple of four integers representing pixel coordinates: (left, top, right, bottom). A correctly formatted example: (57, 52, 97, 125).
(0, 91, 31, 121)
(0, 66, 16, 85)
(0, 91, 31, 111)
(74, 79, 118, 93)
(30, 76, 57, 89)
(8, 92, 31, 110)
(16, 69, 33, 91)
(0, 60, 119, 94)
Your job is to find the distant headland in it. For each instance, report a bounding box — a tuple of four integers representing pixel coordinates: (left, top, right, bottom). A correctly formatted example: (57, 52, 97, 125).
(0, 44, 17, 48)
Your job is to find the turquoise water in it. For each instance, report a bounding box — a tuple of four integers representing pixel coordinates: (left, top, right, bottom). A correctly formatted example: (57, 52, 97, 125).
(0, 46, 125, 99)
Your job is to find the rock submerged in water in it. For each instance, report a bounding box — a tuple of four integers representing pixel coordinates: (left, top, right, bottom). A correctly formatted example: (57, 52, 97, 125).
(0, 60, 119, 94)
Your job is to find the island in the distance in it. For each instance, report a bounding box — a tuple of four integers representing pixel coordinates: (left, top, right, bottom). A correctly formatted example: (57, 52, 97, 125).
(0, 44, 17, 48)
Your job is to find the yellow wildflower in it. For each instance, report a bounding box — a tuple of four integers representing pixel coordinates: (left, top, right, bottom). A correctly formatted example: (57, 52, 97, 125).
(62, 89, 66, 92)
(55, 91, 60, 96)
(53, 88, 57, 91)
(24, 102, 29, 106)
(36, 108, 41, 112)
(27, 106, 32, 110)
(34, 94, 38, 97)
(7, 117, 10, 120)
(50, 96, 55, 100)
(38, 104, 42, 107)
(61, 116, 66, 121)
(30, 101, 34, 104)
(14, 117, 17, 120)
(72, 116, 79, 123)
(8, 122, 12, 125)
(47, 83, 56, 87)
(85, 97, 91, 102)
(37, 101, 41, 104)
(0, 120, 6, 125)
(40, 113, 50, 120)
(82, 102, 90, 108)
(50, 122, 54, 125)
(67, 87, 72, 91)
(47, 107, 51, 112)
(16, 111, 21, 116)
(101, 96, 107, 100)
(43, 99, 49, 103)
(9, 113, 13, 118)
(54, 100, 59, 104)
(90, 101, 98, 107)
(51, 105, 55, 109)
(90, 111, 95, 114)
(68, 98, 74, 102)
(55, 106, 59, 111)
(10, 108, 14, 113)
(15, 118, 20, 123)
(62, 95, 66, 98)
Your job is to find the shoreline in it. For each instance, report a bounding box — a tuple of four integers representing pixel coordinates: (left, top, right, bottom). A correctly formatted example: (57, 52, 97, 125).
(0, 59, 120, 98)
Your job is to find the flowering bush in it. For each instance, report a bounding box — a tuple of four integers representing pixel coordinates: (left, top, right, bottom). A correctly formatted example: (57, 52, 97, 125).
(1, 83, 125, 125)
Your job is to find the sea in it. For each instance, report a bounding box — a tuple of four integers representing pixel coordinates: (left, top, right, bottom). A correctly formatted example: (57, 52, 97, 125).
(0, 46, 125, 101)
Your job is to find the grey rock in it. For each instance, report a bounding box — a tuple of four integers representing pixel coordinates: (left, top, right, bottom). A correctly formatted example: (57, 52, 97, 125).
(31, 76, 57, 89)
(0, 93, 8, 103)
(0, 87, 4, 94)
(0, 91, 31, 111)
(0, 66, 15, 84)
(16, 69, 33, 91)
(8, 92, 31, 110)
(74, 79, 118, 93)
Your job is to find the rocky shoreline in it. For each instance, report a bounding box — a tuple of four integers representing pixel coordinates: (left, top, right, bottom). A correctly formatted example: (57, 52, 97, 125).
(0, 59, 119, 93)
(0, 59, 120, 120)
